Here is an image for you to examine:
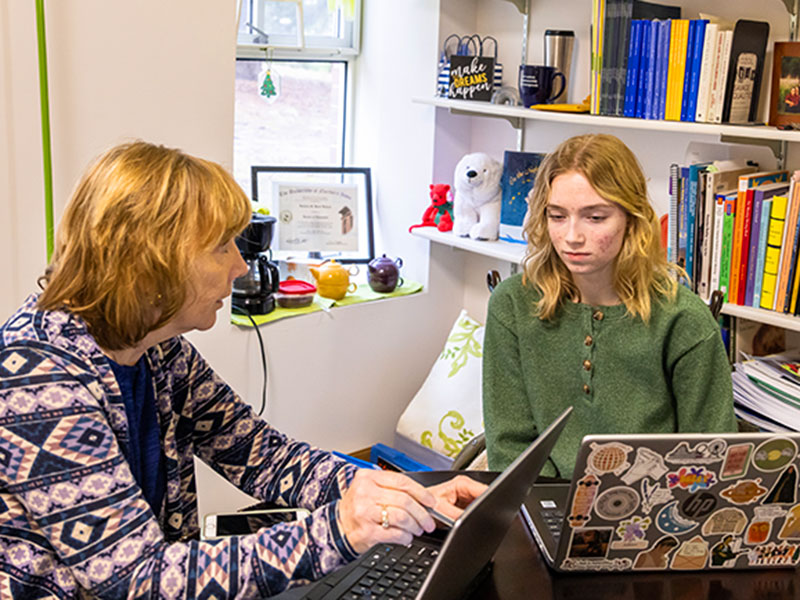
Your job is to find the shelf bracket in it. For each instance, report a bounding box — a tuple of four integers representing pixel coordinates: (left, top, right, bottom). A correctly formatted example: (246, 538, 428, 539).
(719, 135, 784, 162)
(502, 0, 529, 15)
(449, 107, 523, 129)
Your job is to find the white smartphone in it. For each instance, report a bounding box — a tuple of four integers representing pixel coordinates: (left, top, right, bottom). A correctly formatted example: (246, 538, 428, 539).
(202, 508, 311, 539)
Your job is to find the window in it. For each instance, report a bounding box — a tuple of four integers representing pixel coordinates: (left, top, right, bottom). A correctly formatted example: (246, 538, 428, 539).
(233, 0, 358, 198)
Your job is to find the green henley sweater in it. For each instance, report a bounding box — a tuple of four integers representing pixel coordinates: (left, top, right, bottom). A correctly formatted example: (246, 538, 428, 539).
(483, 273, 737, 478)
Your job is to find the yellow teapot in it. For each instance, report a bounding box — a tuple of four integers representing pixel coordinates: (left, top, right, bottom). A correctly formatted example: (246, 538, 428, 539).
(309, 259, 360, 300)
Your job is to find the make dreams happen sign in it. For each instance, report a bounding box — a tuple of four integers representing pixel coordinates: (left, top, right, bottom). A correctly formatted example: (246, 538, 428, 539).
(448, 55, 495, 101)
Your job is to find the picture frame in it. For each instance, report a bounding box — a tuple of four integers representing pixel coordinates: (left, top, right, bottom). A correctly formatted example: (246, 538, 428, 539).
(250, 166, 374, 264)
(769, 41, 800, 127)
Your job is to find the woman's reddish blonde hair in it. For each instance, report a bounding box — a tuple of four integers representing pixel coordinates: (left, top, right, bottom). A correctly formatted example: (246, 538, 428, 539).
(38, 141, 251, 349)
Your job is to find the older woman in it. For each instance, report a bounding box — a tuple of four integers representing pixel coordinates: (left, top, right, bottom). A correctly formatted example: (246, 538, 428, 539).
(483, 134, 737, 477)
(0, 141, 484, 598)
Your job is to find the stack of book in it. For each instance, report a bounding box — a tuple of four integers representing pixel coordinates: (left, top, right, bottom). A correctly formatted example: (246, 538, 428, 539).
(591, 0, 768, 123)
(733, 354, 800, 431)
(669, 160, 800, 316)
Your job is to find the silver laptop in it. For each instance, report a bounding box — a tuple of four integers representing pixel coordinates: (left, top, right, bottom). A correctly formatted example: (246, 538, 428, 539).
(523, 431, 800, 572)
(303, 406, 572, 599)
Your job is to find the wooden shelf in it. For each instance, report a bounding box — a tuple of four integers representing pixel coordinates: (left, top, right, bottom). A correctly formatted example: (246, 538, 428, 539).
(722, 304, 800, 334)
(410, 228, 526, 263)
(412, 97, 800, 144)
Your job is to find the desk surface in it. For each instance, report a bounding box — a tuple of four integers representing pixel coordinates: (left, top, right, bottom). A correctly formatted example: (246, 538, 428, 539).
(475, 514, 800, 600)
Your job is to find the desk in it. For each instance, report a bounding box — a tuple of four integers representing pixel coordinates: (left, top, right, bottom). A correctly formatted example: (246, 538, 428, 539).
(474, 514, 800, 600)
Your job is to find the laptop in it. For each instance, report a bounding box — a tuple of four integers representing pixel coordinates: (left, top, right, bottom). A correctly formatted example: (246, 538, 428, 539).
(522, 431, 800, 573)
(294, 406, 572, 600)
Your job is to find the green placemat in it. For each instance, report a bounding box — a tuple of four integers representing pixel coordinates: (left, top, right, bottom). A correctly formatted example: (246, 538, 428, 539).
(231, 280, 423, 327)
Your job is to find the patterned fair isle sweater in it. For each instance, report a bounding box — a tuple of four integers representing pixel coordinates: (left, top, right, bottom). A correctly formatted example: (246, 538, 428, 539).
(0, 295, 358, 599)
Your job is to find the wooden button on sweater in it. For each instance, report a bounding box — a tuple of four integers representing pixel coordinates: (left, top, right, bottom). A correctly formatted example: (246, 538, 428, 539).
(583, 384, 591, 394)
(583, 359, 592, 371)
(584, 335, 593, 346)
(592, 310, 604, 321)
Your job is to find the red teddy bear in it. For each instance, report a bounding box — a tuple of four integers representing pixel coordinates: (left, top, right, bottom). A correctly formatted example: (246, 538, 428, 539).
(409, 183, 454, 233)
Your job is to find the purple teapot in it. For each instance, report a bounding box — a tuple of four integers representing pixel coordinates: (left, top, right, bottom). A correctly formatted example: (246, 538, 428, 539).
(367, 254, 403, 293)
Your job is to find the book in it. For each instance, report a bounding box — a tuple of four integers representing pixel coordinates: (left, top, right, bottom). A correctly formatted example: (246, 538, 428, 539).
(685, 162, 710, 287)
(752, 198, 773, 308)
(784, 209, 800, 313)
(745, 184, 790, 306)
(694, 22, 719, 122)
(708, 29, 734, 124)
(719, 193, 737, 302)
(655, 19, 671, 119)
(701, 161, 758, 298)
(776, 182, 800, 311)
(498, 151, 546, 243)
(680, 20, 699, 122)
(623, 20, 644, 117)
(641, 19, 658, 119)
(684, 19, 708, 122)
(735, 187, 757, 305)
(760, 193, 790, 310)
(722, 19, 770, 124)
(710, 192, 729, 297)
(665, 19, 690, 121)
(677, 166, 689, 271)
(632, 0, 680, 19)
(612, 0, 635, 115)
(599, 0, 621, 115)
(732, 171, 789, 305)
(591, 0, 607, 114)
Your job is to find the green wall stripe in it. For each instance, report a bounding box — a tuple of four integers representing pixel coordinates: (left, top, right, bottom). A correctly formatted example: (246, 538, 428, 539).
(36, 0, 54, 260)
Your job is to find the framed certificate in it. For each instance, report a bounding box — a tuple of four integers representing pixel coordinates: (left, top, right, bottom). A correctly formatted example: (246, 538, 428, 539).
(251, 166, 374, 263)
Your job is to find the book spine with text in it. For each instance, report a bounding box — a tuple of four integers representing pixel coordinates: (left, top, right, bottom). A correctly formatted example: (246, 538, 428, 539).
(760, 194, 789, 310)
(752, 198, 773, 307)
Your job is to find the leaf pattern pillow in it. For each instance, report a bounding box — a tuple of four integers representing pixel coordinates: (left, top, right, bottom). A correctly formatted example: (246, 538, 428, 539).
(396, 309, 484, 458)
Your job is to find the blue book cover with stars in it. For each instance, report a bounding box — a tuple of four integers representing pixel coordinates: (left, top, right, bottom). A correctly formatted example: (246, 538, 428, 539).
(499, 151, 545, 243)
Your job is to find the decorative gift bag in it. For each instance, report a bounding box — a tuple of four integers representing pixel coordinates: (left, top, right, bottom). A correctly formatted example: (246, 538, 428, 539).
(436, 34, 462, 97)
(480, 36, 504, 92)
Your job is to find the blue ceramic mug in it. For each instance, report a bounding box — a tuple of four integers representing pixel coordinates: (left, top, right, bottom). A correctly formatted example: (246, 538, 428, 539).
(518, 65, 566, 107)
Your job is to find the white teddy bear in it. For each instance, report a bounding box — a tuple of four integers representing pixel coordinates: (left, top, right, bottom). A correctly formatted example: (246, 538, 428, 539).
(452, 152, 503, 241)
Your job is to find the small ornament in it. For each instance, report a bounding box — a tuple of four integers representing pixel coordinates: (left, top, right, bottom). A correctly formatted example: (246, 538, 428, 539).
(259, 49, 280, 104)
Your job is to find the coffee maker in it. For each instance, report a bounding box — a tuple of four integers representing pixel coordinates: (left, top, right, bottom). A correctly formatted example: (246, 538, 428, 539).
(232, 213, 280, 315)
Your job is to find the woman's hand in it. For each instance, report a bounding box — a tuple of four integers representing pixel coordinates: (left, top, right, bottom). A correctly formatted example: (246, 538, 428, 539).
(337, 470, 488, 554)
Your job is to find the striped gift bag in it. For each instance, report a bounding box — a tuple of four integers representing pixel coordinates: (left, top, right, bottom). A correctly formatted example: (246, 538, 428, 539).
(436, 35, 503, 98)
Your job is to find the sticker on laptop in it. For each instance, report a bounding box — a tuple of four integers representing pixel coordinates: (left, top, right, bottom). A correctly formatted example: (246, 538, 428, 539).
(566, 527, 613, 558)
(641, 479, 674, 514)
(744, 506, 786, 546)
(762, 465, 798, 505)
(586, 442, 632, 476)
(747, 542, 800, 566)
(670, 535, 709, 570)
(679, 492, 717, 519)
(709, 535, 745, 568)
(666, 466, 717, 492)
(718, 443, 754, 481)
(701, 507, 748, 536)
(720, 479, 768, 505)
(665, 439, 727, 465)
(632, 535, 679, 570)
(752, 438, 797, 472)
(568, 474, 600, 528)
(611, 516, 651, 550)
(594, 487, 640, 520)
(620, 447, 668, 485)
(655, 500, 699, 535)
(778, 505, 800, 539)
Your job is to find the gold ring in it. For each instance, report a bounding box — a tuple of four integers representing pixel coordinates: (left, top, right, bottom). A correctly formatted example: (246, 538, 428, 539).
(380, 506, 390, 529)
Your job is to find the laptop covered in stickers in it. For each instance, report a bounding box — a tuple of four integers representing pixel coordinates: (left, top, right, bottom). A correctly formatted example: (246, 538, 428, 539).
(521, 432, 800, 573)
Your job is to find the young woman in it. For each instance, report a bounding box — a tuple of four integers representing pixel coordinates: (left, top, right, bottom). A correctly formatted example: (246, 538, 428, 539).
(483, 134, 737, 476)
(0, 141, 484, 599)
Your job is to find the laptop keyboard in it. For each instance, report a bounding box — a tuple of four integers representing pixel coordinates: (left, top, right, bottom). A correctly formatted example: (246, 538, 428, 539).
(314, 541, 440, 599)
(541, 507, 564, 544)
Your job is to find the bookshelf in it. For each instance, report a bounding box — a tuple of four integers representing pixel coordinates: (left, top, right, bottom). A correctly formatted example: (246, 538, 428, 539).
(722, 303, 800, 334)
(413, 97, 800, 146)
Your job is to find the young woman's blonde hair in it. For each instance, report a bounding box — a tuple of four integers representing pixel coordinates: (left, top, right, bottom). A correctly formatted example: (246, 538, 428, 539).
(523, 133, 680, 322)
(38, 141, 251, 350)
